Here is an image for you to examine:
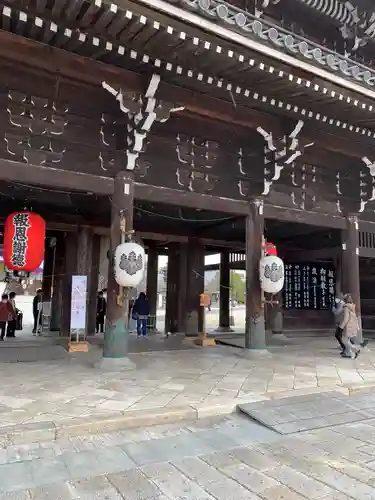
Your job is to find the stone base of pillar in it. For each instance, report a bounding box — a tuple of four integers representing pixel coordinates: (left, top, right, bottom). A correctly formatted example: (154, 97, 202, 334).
(215, 326, 234, 333)
(95, 357, 136, 371)
(272, 332, 288, 340)
(238, 349, 272, 359)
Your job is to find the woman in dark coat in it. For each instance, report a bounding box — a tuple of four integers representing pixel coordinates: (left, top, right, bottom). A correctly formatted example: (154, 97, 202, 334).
(96, 291, 107, 333)
(0, 294, 15, 341)
(32, 289, 43, 335)
(132, 292, 150, 337)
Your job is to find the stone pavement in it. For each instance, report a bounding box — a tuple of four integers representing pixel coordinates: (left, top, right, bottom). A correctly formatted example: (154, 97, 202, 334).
(0, 337, 374, 434)
(3, 405, 375, 498)
(239, 391, 375, 434)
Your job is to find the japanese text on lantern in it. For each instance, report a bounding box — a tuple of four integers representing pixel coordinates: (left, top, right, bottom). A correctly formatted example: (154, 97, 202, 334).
(11, 213, 29, 268)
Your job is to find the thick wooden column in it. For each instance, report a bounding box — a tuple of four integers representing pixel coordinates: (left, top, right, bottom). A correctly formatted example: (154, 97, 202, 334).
(165, 243, 179, 334)
(74, 230, 101, 337)
(42, 236, 55, 303)
(185, 238, 205, 335)
(177, 243, 188, 333)
(342, 214, 362, 341)
(61, 232, 78, 336)
(50, 234, 65, 332)
(75, 227, 92, 340)
(146, 243, 158, 331)
(217, 250, 231, 332)
(101, 172, 135, 368)
(245, 200, 266, 350)
(271, 292, 284, 335)
(87, 234, 101, 335)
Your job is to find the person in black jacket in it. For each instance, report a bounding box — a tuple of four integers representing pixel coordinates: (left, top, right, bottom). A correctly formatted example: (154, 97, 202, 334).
(96, 291, 106, 333)
(32, 289, 43, 335)
(132, 292, 150, 337)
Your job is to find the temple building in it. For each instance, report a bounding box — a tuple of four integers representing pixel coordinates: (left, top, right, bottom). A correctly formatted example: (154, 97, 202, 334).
(0, 0, 375, 361)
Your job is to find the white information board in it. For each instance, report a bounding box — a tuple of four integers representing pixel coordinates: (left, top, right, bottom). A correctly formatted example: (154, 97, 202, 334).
(70, 275, 87, 331)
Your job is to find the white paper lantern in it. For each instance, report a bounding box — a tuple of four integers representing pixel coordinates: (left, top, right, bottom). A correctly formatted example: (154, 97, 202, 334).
(259, 255, 284, 294)
(114, 242, 145, 287)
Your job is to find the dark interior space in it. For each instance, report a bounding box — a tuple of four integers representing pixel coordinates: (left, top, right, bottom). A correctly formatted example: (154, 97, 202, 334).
(0, 181, 344, 254)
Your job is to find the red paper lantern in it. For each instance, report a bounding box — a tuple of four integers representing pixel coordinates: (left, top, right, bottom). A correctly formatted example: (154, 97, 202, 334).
(3, 212, 45, 272)
(265, 241, 277, 256)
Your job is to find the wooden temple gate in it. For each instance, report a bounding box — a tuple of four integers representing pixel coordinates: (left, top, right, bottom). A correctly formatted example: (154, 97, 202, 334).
(0, 0, 375, 360)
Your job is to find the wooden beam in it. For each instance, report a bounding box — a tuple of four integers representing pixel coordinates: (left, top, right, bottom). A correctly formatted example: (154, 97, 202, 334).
(0, 30, 374, 160)
(264, 204, 346, 229)
(0, 159, 114, 195)
(134, 183, 249, 214)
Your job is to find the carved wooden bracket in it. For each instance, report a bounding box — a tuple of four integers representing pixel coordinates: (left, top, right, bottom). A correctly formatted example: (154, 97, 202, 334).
(5, 90, 68, 165)
(256, 120, 313, 196)
(102, 74, 184, 171)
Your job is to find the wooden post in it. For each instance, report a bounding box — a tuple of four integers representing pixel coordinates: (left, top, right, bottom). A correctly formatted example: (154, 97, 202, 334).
(216, 250, 232, 332)
(146, 243, 158, 332)
(245, 199, 267, 350)
(165, 243, 179, 334)
(177, 243, 188, 333)
(271, 292, 284, 335)
(99, 171, 135, 370)
(61, 232, 78, 336)
(342, 214, 362, 342)
(42, 236, 55, 303)
(185, 238, 205, 336)
(87, 234, 101, 335)
(50, 234, 65, 331)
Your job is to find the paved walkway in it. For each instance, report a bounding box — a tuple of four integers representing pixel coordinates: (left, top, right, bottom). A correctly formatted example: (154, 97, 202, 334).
(3, 405, 375, 498)
(0, 337, 374, 431)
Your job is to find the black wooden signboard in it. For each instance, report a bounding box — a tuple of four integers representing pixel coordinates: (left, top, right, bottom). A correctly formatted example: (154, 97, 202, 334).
(283, 263, 335, 310)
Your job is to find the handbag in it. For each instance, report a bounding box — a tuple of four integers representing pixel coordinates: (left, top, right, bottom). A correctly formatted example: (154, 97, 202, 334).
(16, 311, 23, 331)
(131, 310, 138, 321)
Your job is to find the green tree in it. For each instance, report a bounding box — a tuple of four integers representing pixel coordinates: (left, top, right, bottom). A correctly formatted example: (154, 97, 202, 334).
(230, 271, 245, 303)
(205, 271, 220, 294)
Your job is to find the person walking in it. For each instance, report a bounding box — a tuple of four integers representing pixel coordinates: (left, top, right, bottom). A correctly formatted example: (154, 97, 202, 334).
(132, 292, 150, 338)
(0, 294, 15, 341)
(6, 292, 17, 338)
(32, 289, 43, 335)
(333, 295, 367, 354)
(339, 294, 361, 359)
(333, 296, 346, 354)
(96, 291, 106, 333)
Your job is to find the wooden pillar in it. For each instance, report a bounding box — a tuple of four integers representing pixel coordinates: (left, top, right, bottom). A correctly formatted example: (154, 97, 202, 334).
(87, 234, 101, 335)
(342, 214, 362, 341)
(245, 199, 266, 350)
(101, 171, 135, 368)
(61, 232, 78, 336)
(271, 292, 283, 335)
(42, 236, 55, 303)
(217, 250, 231, 332)
(165, 243, 179, 334)
(76, 227, 91, 341)
(146, 244, 158, 331)
(50, 234, 65, 332)
(177, 243, 188, 333)
(74, 228, 101, 340)
(185, 238, 205, 335)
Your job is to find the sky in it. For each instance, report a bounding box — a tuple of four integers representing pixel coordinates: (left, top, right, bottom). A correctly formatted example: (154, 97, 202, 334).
(158, 253, 220, 268)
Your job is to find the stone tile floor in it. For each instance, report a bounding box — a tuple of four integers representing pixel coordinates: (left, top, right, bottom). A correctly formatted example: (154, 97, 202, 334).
(3, 406, 375, 498)
(238, 391, 375, 434)
(0, 337, 374, 429)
